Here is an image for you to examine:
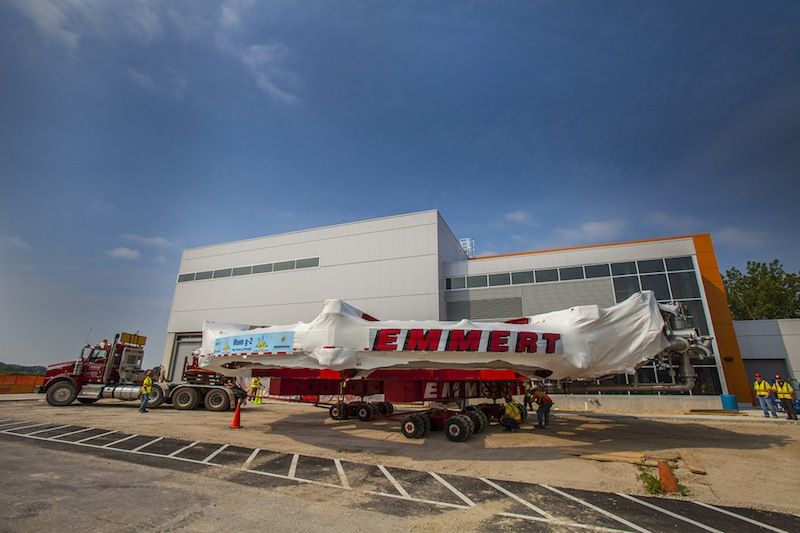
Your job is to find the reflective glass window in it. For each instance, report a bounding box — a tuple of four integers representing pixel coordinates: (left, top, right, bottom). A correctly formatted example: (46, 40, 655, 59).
(559, 266, 584, 280)
(637, 259, 665, 273)
(613, 276, 640, 302)
(669, 272, 701, 299)
(232, 266, 252, 276)
(535, 269, 558, 283)
(213, 268, 232, 278)
(467, 275, 488, 288)
(274, 260, 296, 271)
(488, 273, 511, 286)
(177, 273, 195, 282)
(252, 263, 273, 274)
(584, 264, 610, 278)
(678, 299, 709, 335)
(296, 257, 320, 269)
(511, 271, 534, 284)
(195, 271, 213, 280)
(666, 256, 694, 271)
(640, 274, 670, 300)
(611, 262, 637, 276)
(449, 277, 466, 290)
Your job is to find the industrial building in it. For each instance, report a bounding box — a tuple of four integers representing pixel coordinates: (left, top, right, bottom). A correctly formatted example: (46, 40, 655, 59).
(161, 210, 752, 402)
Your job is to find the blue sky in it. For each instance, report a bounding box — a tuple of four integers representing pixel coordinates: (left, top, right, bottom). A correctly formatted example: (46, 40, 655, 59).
(1, 1, 798, 367)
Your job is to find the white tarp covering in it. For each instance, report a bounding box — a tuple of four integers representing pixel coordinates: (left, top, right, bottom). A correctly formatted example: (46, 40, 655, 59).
(198, 291, 670, 380)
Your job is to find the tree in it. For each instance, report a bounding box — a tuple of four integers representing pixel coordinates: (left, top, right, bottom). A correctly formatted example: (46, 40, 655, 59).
(723, 260, 800, 320)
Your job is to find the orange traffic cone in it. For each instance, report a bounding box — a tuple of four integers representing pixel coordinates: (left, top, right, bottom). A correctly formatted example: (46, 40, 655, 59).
(658, 460, 678, 493)
(230, 400, 242, 429)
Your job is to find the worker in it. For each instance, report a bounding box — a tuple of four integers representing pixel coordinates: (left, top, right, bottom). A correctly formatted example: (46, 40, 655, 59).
(753, 373, 778, 418)
(500, 394, 523, 432)
(773, 375, 797, 421)
(533, 387, 554, 429)
(139, 369, 154, 413)
(523, 380, 534, 411)
(249, 376, 262, 405)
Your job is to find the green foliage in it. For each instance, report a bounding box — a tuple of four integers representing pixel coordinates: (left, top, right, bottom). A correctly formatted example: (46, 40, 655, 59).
(637, 466, 663, 495)
(0, 362, 46, 375)
(723, 260, 800, 320)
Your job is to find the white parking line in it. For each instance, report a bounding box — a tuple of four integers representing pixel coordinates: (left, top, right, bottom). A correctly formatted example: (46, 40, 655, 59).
(334, 459, 350, 489)
(26, 425, 71, 436)
(499, 512, 633, 533)
(541, 484, 651, 533)
(616, 493, 724, 533)
(244, 466, 348, 490)
(288, 453, 299, 478)
(131, 436, 163, 452)
(243, 448, 260, 469)
(202, 444, 229, 464)
(480, 478, 552, 519)
(52, 427, 96, 439)
(168, 441, 199, 457)
(693, 501, 790, 533)
(429, 472, 475, 507)
(365, 490, 469, 510)
(5, 422, 51, 433)
(75, 430, 117, 444)
(103, 434, 139, 448)
(0, 420, 30, 428)
(378, 465, 409, 498)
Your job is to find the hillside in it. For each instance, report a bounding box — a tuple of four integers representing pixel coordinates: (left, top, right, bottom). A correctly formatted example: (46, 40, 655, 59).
(0, 362, 46, 375)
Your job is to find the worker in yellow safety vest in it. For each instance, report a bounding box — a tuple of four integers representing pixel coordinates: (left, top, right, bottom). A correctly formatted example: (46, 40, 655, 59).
(500, 394, 522, 432)
(773, 375, 797, 421)
(753, 372, 778, 418)
(249, 376, 262, 405)
(139, 369, 154, 413)
(523, 380, 534, 411)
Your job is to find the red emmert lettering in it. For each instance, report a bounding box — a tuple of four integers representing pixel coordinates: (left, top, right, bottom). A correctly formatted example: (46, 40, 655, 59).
(373, 329, 401, 351)
(515, 331, 538, 353)
(542, 333, 561, 353)
(404, 329, 443, 351)
(488, 330, 510, 352)
(446, 330, 482, 351)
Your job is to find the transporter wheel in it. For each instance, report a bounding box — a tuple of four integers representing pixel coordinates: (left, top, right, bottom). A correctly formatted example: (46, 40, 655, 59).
(147, 384, 165, 409)
(385, 402, 394, 415)
(77, 398, 98, 405)
(373, 402, 387, 416)
(46, 381, 77, 406)
(401, 415, 425, 439)
(357, 403, 376, 421)
(329, 402, 349, 420)
(204, 389, 230, 412)
(464, 411, 486, 434)
(444, 415, 472, 443)
(418, 413, 431, 436)
(476, 409, 489, 431)
(172, 387, 200, 410)
(462, 413, 475, 435)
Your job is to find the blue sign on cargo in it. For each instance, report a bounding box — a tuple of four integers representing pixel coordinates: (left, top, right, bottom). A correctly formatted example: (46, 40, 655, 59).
(214, 331, 295, 354)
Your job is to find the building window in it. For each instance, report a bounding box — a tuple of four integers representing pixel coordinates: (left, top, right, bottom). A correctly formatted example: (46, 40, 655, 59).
(637, 259, 665, 273)
(195, 271, 213, 280)
(252, 263, 273, 274)
(613, 276, 640, 302)
(488, 273, 511, 286)
(669, 272, 701, 299)
(559, 266, 584, 281)
(449, 277, 466, 290)
(584, 264, 610, 278)
(213, 268, 232, 278)
(511, 271, 534, 284)
(467, 275, 488, 288)
(640, 273, 670, 300)
(535, 269, 558, 283)
(611, 262, 637, 276)
(177, 273, 195, 282)
(677, 299, 709, 335)
(232, 266, 252, 276)
(666, 256, 694, 271)
(274, 260, 296, 271)
(296, 257, 320, 269)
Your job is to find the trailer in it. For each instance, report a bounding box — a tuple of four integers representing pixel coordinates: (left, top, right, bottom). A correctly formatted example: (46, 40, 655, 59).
(40, 332, 243, 411)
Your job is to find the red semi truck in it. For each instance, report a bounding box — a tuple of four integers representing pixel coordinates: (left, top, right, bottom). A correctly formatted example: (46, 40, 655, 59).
(39, 332, 242, 411)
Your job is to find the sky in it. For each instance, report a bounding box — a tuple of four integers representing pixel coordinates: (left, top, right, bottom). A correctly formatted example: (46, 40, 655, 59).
(1, 1, 799, 368)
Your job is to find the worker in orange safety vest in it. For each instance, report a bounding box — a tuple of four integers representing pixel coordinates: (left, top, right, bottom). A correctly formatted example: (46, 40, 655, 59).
(773, 375, 797, 421)
(753, 373, 777, 418)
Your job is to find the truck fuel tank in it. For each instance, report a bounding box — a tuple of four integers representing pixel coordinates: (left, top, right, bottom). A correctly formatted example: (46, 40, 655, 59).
(101, 385, 142, 401)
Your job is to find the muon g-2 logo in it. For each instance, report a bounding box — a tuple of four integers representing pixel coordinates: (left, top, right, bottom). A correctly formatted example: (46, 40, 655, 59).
(369, 329, 562, 354)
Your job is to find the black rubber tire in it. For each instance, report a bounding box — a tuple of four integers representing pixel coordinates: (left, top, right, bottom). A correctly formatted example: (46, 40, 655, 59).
(465, 411, 486, 433)
(385, 402, 394, 415)
(419, 413, 431, 436)
(172, 387, 200, 410)
(46, 381, 77, 406)
(357, 403, 375, 421)
(401, 415, 425, 438)
(444, 415, 471, 442)
(204, 389, 230, 412)
(146, 384, 165, 409)
(462, 413, 475, 435)
(374, 402, 388, 416)
(77, 398, 98, 405)
(329, 402, 349, 420)
(476, 409, 490, 431)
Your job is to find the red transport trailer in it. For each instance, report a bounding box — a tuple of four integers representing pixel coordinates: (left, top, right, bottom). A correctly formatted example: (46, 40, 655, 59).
(257, 367, 530, 442)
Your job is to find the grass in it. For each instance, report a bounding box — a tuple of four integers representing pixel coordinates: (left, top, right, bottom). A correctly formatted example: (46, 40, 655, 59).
(637, 463, 691, 497)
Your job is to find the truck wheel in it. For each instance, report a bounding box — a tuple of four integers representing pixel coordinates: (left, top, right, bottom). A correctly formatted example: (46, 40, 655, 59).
(401, 415, 425, 438)
(386, 402, 394, 415)
(476, 410, 490, 431)
(77, 398, 98, 405)
(46, 381, 77, 406)
(329, 402, 348, 420)
(419, 413, 431, 436)
(147, 384, 166, 409)
(444, 415, 471, 442)
(172, 387, 200, 410)
(204, 389, 230, 412)
(464, 411, 485, 433)
(356, 403, 375, 421)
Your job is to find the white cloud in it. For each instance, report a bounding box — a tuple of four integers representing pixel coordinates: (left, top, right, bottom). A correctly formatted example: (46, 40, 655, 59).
(122, 234, 177, 248)
(106, 247, 140, 260)
(0, 236, 33, 251)
(505, 210, 538, 226)
(236, 44, 300, 105)
(554, 219, 626, 245)
(125, 67, 157, 91)
(713, 227, 764, 249)
(11, 0, 80, 51)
